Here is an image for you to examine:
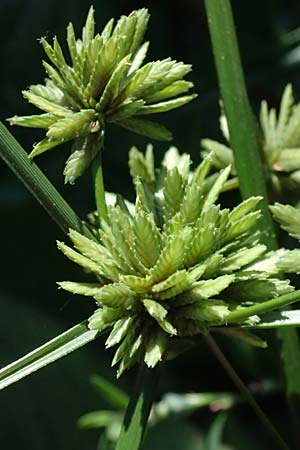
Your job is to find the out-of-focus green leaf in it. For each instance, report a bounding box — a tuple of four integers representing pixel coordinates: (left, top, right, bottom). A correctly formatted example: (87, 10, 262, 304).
(78, 410, 118, 429)
(214, 328, 267, 348)
(203, 414, 229, 450)
(90, 374, 129, 410)
(154, 392, 237, 420)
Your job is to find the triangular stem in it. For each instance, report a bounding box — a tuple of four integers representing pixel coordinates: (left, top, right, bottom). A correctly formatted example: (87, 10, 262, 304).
(205, 333, 290, 450)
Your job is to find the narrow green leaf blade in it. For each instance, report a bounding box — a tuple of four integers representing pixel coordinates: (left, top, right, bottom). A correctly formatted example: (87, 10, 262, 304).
(0, 321, 98, 390)
(225, 289, 300, 324)
(78, 410, 116, 430)
(279, 328, 300, 396)
(0, 121, 92, 237)
(204, 413, 227, 450)
(90, 374, 129, 409)
(115, 364, 158, 450)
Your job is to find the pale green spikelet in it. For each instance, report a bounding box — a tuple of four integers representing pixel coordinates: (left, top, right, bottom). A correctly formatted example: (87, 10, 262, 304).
(8, 7, 196, 184)
(270, 202, 300, 239)
(270, 201, 300, 274)
(201, 84, 300, 201)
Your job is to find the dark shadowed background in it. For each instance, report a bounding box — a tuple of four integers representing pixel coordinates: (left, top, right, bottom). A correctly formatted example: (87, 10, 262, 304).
(1, 1, 300, 449)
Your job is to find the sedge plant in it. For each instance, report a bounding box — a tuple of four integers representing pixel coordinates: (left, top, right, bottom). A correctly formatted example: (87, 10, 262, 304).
(1, 4, 300, 450)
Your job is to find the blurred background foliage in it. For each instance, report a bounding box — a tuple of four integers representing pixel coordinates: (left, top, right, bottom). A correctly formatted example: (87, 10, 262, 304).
(1, 0, 300, 449)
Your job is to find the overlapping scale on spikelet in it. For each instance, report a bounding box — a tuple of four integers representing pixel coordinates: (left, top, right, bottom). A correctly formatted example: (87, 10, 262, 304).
(201, 85, 300, 202)
(58, 147, 293, 375)
(8, 7, 196, 184)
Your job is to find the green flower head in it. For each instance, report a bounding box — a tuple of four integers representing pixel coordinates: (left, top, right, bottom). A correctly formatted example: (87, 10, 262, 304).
(201, 85, 300, 202)
(58, 147, 292, 376)
(8, 7, 196, 184)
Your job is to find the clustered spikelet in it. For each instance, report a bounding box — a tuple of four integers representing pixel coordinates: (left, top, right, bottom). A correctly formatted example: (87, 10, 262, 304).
(8, 7, 196, 184)
(201, 85, 300, 202)
(57, 146, 293, 376)
(270, 202, 300, 273)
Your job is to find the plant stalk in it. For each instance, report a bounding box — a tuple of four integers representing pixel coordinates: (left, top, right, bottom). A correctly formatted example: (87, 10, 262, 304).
(204, 0, 300, 438)
(115, 364, 159, 450)
(204, 0, 276, 249)
(205, 333, 290, 450)
(90, 133, 155, 450)
(0, 320, 98, 391)
(92, 147, 108, 224)
(0, 122, 92, 237)
(225, 290, 300, 324)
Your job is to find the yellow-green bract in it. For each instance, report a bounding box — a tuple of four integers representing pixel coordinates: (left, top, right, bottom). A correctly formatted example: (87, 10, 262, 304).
(58, 147, 294, 376)
(8, 7, 196, 184)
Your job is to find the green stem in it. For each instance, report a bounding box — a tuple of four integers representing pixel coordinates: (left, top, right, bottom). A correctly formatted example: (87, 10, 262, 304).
(92, 147, 108, 223)
(115, 364, 159, 450)
(204, 0, 300, 438)
(225, 290, 300, 324)
(204, 0, 276, 249)
(205, 333, 290, 450)
(0, 320, 98, 391)
(0, 122, 91, 237)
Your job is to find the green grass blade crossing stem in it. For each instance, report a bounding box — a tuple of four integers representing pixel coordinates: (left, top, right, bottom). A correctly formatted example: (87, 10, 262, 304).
(0, 121, 91, 237)
(0, 321, 98, 390)
(204, 0, 300, 421)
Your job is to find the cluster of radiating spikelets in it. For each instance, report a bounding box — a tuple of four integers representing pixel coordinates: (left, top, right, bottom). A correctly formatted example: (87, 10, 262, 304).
(57, 146, 293, 376)
(8, 7, 196, 184)
(201, 85, 300, 202)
